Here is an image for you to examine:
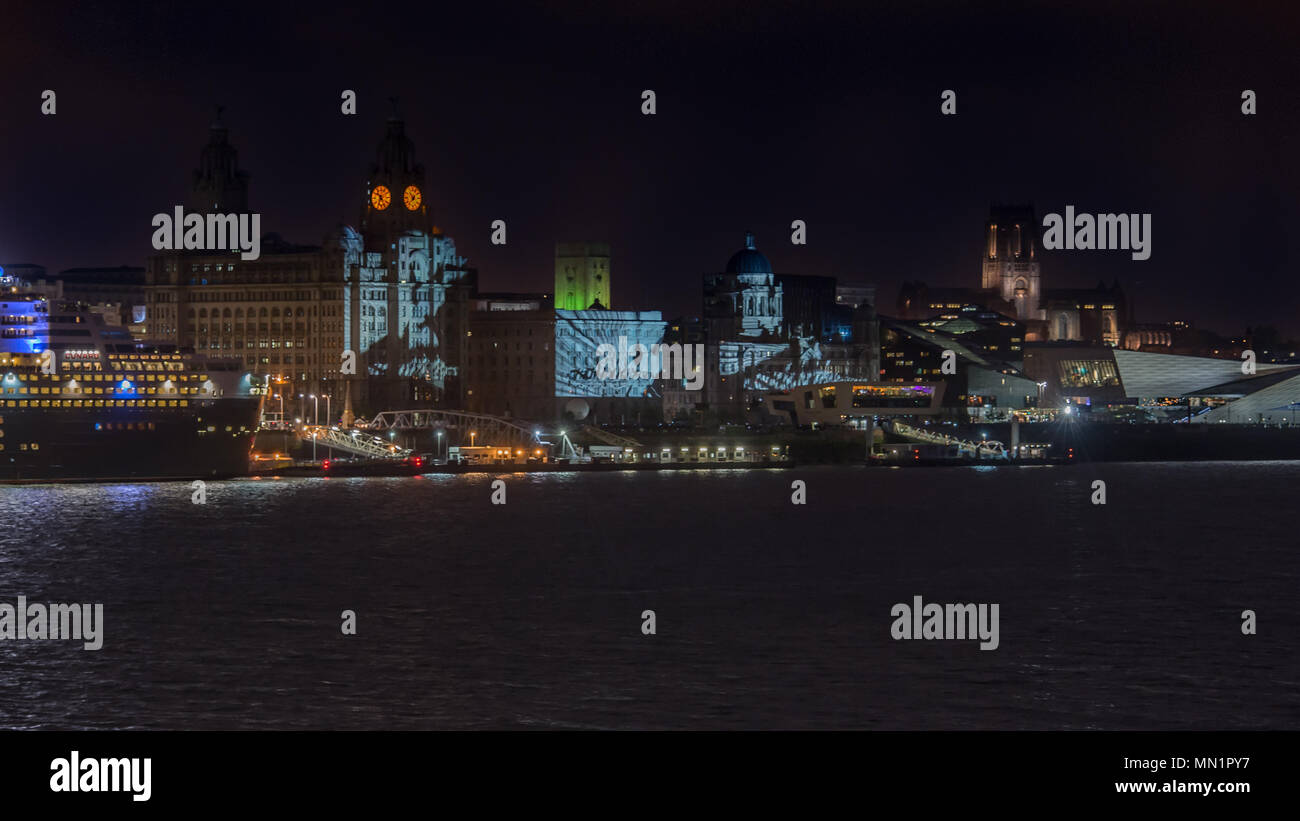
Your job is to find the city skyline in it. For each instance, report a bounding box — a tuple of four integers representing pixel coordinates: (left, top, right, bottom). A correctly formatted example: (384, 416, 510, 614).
(2, 0, 1297, 335)
(2, 0, 1298, 781)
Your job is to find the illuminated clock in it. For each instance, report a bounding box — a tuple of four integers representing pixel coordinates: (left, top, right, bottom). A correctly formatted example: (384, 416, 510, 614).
(370, 185, 391, 210)
(403, 185, 422, 211)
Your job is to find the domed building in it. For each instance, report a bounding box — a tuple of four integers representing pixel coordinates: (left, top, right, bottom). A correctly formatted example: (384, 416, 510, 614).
(704, 231, 784, 340)
(725, 232, 774, 276)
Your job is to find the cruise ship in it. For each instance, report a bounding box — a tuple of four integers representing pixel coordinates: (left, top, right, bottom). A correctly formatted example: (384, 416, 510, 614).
(0, 274, 263, 482)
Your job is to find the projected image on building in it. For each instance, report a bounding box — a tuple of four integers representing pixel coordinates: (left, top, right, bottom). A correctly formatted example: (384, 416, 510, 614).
(721, 339, 874, 391)
(554, 309, 667, 397)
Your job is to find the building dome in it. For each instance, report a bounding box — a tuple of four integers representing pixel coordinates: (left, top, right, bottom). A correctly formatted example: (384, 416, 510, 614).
(725, 231, 772, 275)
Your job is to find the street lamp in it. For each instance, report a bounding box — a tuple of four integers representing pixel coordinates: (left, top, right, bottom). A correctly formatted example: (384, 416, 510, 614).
(436, 429, 443, 462)
(323, 394, 332, 458)
(309, 394, 319, 461)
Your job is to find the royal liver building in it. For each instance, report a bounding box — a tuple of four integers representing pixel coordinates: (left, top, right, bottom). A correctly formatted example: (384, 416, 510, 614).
(336, 116, 477, 417)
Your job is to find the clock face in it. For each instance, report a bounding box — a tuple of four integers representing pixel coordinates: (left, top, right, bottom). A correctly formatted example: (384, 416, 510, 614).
(371, 185, 391, 211)
(403, 185, 422, 211)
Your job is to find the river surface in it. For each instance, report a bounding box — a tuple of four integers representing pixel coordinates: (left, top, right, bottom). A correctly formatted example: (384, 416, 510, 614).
(0, 463, 1296, 729)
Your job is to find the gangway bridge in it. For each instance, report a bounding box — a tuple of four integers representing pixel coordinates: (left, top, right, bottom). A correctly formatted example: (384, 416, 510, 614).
(360, 410, 545, 447)
(297, 426, 413, 459)
(888, 420, 1008, 460)
(298, 410, 637, 460)
(577, 424, 642, 448)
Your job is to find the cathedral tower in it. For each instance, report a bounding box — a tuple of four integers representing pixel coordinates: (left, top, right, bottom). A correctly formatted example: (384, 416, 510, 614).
(981, 205, 1043, 321)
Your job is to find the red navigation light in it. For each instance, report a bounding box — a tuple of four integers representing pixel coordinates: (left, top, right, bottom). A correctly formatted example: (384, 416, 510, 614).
(322, 459, 331, 470)
(413, 457, 422, 467)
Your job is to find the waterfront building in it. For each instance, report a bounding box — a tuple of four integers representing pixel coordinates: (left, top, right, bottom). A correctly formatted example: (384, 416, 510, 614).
(1021, 344, 1126, 410)
(466, 298, 669, 425)
(774, 273, 857, 342)
(144, 114, 476, 422)
(1111, 349, 1300, 423)
(897, 205, 1132, 347)
(554, 308, 668, 425)
(661, 316, 707, 422)
(341, 116, 477, 414)
(1041, 281, 1129, 346)
(703, 231, 784, 341)
(914, 305, 1025, 364)
(755, 380, 947, 427)
(465, 293, 555, 420)
(701, 232, 878, 422)
(880, 318, 1039, 420)
(554, 242, 611, 310)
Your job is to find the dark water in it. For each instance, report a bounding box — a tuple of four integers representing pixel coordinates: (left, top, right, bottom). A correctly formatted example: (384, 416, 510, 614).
(0, 463, 1296, 730)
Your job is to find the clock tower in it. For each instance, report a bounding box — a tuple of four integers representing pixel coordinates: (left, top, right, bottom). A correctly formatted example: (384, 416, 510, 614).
(360, 115, 430, 250)
(341, 113, 477, 415)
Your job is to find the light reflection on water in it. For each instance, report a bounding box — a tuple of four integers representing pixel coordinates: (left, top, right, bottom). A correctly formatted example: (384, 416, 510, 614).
(0, 462, 1296, 729)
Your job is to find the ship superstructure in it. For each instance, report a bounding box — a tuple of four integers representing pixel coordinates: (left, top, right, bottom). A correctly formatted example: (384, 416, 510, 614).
(1, 274, 262, 481)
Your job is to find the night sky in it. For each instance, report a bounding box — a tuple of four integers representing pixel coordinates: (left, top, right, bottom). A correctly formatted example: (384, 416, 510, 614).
(2, 0, 1297, 334)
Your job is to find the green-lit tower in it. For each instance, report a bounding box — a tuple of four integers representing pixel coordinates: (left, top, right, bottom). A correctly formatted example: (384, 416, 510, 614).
(554, 242, 611, 310)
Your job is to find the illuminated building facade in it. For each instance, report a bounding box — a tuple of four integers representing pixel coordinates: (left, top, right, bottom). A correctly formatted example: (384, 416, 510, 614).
(703, 232, 784, 341)
(700, 232, 878, 420)
(554, 242, 610, 310)
(898, 206, 1133, 347)
(554, 308, 668, 424)
(981, 205, 1043, 322)
(880, 319, 1039, 419)
(1042, 282, 1129, 346)
(343, 117, 476, 413)
(465, 299, 670, 424)
(1022, 344, 1127, 408)
(144, 115, 477, 421)
(913, 305, 1025, 363)
(554, 309, 668, 398)
(145, 235, 345, 420)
